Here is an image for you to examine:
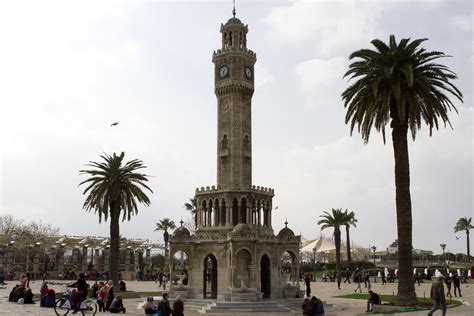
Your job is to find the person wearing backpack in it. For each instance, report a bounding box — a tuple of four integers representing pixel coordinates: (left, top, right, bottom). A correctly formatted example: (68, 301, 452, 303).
(310, 296, 324, 315)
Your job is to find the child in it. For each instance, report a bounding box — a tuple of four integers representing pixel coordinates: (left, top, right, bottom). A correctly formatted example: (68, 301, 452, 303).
(97, 281, 106, 312)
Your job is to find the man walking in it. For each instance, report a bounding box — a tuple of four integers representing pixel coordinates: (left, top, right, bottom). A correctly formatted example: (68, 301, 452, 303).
(343, 268, 351, 284)
(452, 271, 462, 297)
(428, 276, 446, 316)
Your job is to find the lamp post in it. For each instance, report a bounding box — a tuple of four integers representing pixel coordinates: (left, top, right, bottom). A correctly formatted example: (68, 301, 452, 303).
(440, 243, 446, 273)
(313, 247, 316, 280)
(371, 245, 377, 282)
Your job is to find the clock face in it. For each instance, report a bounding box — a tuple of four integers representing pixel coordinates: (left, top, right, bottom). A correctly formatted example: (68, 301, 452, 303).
(245, 67, 253, 79)
(219, 66, 229, 78)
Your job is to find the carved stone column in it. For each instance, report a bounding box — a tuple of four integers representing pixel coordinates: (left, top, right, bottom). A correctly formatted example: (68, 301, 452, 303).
(94, 248, 100, 268)
(103, 247, 110, 272)
(33, 244, 40, 274)
(145, 248, 151, 268)
(82, 247, 88, 272)
(125, 248, 131, 271)
(57, 245, 65, 273)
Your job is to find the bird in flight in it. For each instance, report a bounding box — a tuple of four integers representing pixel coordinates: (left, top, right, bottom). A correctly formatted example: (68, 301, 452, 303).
(110, 122, 119, 127)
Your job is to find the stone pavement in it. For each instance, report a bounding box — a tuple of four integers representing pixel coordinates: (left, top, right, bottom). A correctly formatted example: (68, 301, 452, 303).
(0, 279, 472, 315)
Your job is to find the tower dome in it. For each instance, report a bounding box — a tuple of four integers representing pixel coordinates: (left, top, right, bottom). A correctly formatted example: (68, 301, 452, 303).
(277, 220, 295, 240)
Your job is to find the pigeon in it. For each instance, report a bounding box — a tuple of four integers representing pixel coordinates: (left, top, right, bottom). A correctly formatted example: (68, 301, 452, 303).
(455, 236, 460, 240)
(110, 122, 119, 127)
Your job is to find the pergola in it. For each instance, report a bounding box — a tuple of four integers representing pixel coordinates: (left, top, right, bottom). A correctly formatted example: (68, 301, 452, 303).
(0, 234, 165, 279)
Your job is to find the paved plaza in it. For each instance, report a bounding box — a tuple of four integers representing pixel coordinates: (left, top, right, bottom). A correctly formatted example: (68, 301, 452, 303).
(1, 278, 473, 315)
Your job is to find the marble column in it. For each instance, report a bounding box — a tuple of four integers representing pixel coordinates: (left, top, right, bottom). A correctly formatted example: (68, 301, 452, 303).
(103, 247, 110, 272)
(82, 247, 88, 272)
(94, 248, 100, 268)
(57, 245, 65, 273)
(145, 248, 151, 268)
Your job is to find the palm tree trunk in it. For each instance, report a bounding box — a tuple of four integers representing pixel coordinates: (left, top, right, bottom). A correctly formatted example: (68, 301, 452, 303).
(466, 230, 470, 262)
(109, 202, 121, 290)
(335, 228, 341, 272)
(346, 225, 351, 262)
(392, 121, 417, 306)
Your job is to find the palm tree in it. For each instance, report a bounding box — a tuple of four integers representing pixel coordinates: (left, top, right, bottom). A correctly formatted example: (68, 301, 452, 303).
(342, 35, 462, 305)
(79, 152, 152, 288)
(184, 197, 197, 228)
(317, 208, 346, 272)
(342, 209, 358, 262)
(453, 217, 473, 262)
(155, 218, 176, 249)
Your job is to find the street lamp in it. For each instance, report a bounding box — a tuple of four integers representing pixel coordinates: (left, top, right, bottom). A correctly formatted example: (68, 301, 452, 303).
(371, 245, 377, 282)
(440, 243, 446, 273)
(313, 247, 316, 280)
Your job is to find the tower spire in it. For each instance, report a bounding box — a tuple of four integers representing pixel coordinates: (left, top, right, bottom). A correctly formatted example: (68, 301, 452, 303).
(232, 0, 236, 18)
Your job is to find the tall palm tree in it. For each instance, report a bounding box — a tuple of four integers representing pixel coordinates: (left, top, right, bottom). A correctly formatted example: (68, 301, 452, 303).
(342, 35, 462, 305)
(79, 152, 152, 288)
(342, 209, 358, 262)
(317, 208, 346, 272)
(453, 217, 473, 262)
(184, 197, 197, 228)
(155, 218, 176, 249)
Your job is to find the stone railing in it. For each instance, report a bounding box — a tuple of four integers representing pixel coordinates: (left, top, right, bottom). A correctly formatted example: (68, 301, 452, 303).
(213, 47, 256, 57)
(195, 185, 274, 194)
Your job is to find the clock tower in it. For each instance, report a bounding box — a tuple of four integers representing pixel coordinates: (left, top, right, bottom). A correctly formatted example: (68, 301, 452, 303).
(168, 13, 300, 302)
(212, 17, 256, 190)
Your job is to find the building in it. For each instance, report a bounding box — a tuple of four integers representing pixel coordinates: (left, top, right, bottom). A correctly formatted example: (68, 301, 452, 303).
(168, 13, 300, 301)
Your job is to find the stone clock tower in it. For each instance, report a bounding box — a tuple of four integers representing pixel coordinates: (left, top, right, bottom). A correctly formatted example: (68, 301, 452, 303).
(213, 17, 256, 190)
(168, 14, 300, 302)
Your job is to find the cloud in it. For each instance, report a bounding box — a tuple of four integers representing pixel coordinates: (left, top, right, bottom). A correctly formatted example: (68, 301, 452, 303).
(263, 106, 473, 253)
(265, 0, 381, 55)
(450, 14, 473, 32)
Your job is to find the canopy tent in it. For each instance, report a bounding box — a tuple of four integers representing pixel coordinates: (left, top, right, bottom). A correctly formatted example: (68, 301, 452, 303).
(300, 238, 336, 253)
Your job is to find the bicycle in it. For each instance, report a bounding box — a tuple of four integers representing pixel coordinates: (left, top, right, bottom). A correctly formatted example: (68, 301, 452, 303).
(54, 288, 98, 316)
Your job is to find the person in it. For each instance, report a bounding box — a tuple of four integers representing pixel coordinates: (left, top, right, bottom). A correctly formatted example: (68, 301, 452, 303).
(97, 281, 106, 312)
(119, 280, 127, 291)
(44, 289, 56, 307)
(354, 269, 362, 293)
(67, 273, 88, 301)
(310, 296, 325, 315)
(336, 271, 342, 290)
(143, 296, 158, 315)
(173, 295, 184, 316)
(304, 273, 311, 297)
(381, 270, 387, 285)
(366, 290, 381, 312)
(414, 271, 421, 286)
(343, 268, 351, 284)
(105, 280, 115, 311)
(158, 293, 173, 316)
(91, 281, 99, 298)
(20, 274, 27, 287)
(302, 297, 312, 315)
(23, 288, 34, 304)
(109, 295, 126, 313)
(25, 270, 31, 288)
(428, 276, 446, 316)
(452, 271, 462, 297)
(444, 274, 452, 298)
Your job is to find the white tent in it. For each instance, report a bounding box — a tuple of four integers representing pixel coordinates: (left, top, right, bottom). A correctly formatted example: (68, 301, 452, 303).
(300, 238, 336, 253)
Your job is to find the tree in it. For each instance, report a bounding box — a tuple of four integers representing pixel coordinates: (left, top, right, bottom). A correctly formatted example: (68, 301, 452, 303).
(0, 215, 60, 239)
(155, 218, 176, 249)
(317, 208, 346, 272)
(342, 209, 358, 261)
(79, 152, 152, 288)
(342, 35, 462, 305)
(453, 217, 473, 262)
(184, 197, 197, 229)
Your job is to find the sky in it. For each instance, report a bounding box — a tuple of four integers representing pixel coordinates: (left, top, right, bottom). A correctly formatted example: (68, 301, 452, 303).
(0, 0, 472, 255)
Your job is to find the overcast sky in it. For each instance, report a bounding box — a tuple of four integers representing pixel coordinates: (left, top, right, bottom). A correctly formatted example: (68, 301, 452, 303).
(0, 0, 472, 255)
